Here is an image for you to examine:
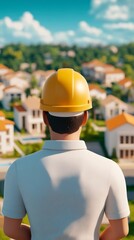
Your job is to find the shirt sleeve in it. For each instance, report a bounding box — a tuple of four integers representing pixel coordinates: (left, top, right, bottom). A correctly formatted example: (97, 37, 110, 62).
(105, 161, 130, 220)
(2, 161, 26, 219)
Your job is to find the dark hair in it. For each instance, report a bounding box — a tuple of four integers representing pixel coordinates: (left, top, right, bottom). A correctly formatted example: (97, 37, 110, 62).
(44, 112, 85, 134)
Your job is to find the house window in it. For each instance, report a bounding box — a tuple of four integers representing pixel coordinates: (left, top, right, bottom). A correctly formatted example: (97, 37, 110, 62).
(32, 124, 37, 130)
(120, 136, 124, 144)
(120, 150, 124, 158)
(131, 136, 134, 144)
(125, 136, 129, 144)
(37, 110, 40, 117)
(130, 150, 134, 157)
(33, 110, 36, 117)
(6, 138, 10, 144)
(17, 93, 21, 100)
(125, 150, 129, 158)
(110, 109, 113, 116)
(6, 129, 10, 135)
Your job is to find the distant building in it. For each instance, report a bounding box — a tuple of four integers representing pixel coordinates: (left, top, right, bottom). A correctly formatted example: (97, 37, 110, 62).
(128, 86, 134, 103)
(89, 84, 106, 100)
(2, 85, 26, 110)
(0, 111, 14, 154)
(33, 70, 56, 88)
(14, 96, 45, 134)
(118, 78, 132, 90)
(0, 64, 14, 80)
(2, 71, 30, 90)
(0, 83, 4, 100)
(105, 112, 134, 160)
(100, 95, 134, 120)
(104, 68, 125, 87)
(82, 59, 125, 86)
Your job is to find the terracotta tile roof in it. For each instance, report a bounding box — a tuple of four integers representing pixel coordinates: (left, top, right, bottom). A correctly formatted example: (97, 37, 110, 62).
(104, 68, 124, 74)
(106, 112, 134, 131)
(0, 122, 6, 131)
(3, 85, 22, 92)
(0, 119, 14, 131)
(24, 96, 40, 110)
(2, 69, 14, 76)
(82, 59, 114, 70)
(14, 105, 26, 112)
(0, 111, 5, 117)
(101, 95, 127, 106)
(89, 84, 105, 93)
(33, 70, 55, 77)
(3, 72, 17, 80)
(0, 64, 8, 69)
(118, 78, 132, 86)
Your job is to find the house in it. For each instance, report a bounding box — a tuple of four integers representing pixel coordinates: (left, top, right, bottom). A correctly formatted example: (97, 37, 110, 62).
(14, 96, 45, 134)
(0, 64, 14, 80)
(0, 83, 4, 100)
(2, 85, 26, 110)
(89, 84, 106, 100)
(0, 111, 14, 154)
(104, 68, 125, 86)
(118, 78, 132, 90)
(82, 59, 114, 81)
(105, 112, 134, 160)
(33, 70, 56, 87)
(128, 86, 134, 103)
(2, 71, 30, 90)
(14, 71, 31, 80)
(100, 95, 134, 120)
(82, 59, 125, 86)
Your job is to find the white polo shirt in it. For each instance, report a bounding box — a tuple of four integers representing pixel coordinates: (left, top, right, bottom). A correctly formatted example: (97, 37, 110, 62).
(2, 140, 130, 240)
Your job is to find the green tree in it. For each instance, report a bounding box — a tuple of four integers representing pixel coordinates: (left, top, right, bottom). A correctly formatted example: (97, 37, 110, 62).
(91, 97, 101, 120)
(30, 75, 38, 89)
(111, 83, 123, 99)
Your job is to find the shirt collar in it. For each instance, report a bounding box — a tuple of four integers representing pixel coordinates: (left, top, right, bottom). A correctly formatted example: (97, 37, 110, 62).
(42, 140, 87, 151)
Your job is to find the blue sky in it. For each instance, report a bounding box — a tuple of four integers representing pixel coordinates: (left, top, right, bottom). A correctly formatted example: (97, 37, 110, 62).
(0, 0, 134, 46)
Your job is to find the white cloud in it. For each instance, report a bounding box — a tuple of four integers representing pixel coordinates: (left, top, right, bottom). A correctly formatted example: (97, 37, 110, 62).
(104, 5, 129, 20)
(104, 22, 134, 30)
(92, 0, 117, 8)
(53, 31, 75, 45)
(74, 36, 105, 46)
(0, 12, 53, 45)
(79, 21, 102, 36)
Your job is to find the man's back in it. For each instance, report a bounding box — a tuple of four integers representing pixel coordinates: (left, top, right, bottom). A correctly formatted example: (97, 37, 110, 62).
(3, 140, 130, 240)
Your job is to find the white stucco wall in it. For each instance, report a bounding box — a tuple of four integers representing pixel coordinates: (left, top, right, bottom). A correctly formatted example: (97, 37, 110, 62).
(104, 73, 125, 86)
(105, 123, 134, 159)
(10, 77, 29, 90)
(2, 87, 26, 110)
(90, 89, 106, 100)
(0, 125, 14, 154)
(103, 101, 127, 120)
(26, 109, 44, 134)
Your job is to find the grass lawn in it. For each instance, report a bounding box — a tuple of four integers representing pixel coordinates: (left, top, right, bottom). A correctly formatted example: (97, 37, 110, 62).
(2, 110, 14, 121)
(94, 119, 106, 127)
(15, 140, 44, 155)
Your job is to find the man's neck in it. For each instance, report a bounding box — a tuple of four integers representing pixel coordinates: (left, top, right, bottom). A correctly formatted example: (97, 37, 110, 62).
(50, 129, 81, 140)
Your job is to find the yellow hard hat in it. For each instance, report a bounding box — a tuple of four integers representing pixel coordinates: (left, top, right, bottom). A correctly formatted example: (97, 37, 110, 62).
(40, 68, 92, 112)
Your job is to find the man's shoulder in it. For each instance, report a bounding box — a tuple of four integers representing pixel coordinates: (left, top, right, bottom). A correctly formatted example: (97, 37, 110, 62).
(15, 149, 43, 165)
(85, 150, 121, 171)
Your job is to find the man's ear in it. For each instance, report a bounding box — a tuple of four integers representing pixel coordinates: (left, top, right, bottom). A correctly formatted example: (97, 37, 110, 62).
(82, 111, 88, 126)
(42, 111, 49, 126)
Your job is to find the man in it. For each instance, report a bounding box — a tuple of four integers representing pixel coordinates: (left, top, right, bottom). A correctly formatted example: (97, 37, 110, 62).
(3, 68, 130, 240)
